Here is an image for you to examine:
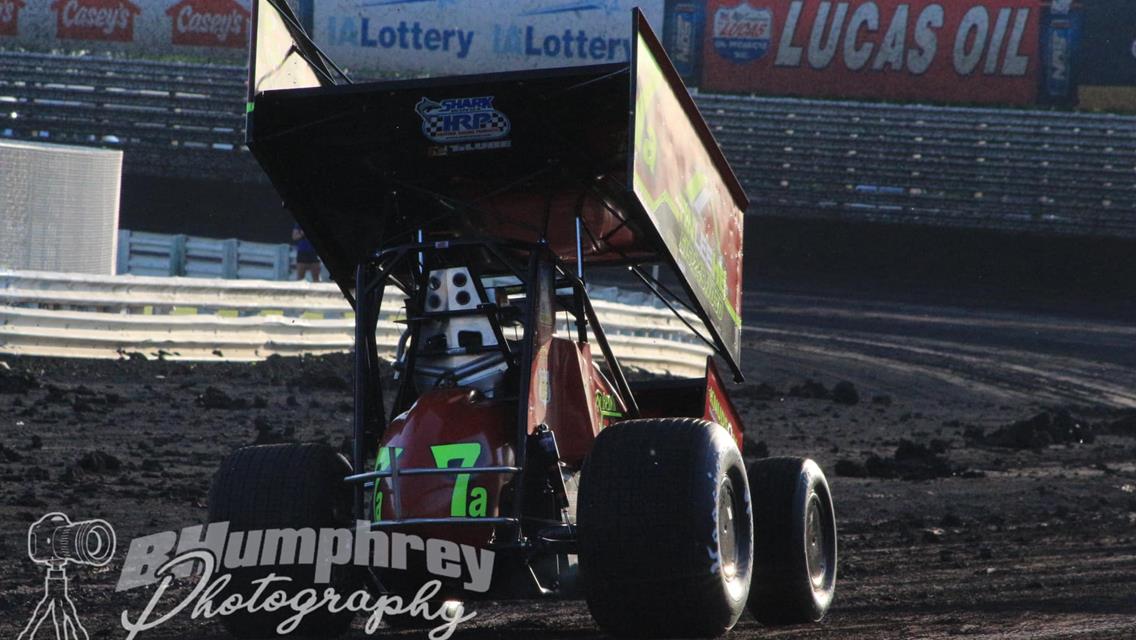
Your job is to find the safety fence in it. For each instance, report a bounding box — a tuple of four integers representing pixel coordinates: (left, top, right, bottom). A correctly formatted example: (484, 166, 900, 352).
(3, 51, 1134, 238)
(0, 271, 712, 378)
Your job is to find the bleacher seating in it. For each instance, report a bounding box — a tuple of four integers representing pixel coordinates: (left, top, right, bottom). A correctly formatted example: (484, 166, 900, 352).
(2, 50, 1134, 237)
(698, 93, 1136, 238)
(0, 51, 254, 181)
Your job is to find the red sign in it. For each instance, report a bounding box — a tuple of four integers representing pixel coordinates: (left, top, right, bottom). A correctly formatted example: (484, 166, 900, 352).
(702, 0, 1041, 105)
(166, 0, 250, 48)
(0, 0, 25, 37)
(50, 0, 140, 42)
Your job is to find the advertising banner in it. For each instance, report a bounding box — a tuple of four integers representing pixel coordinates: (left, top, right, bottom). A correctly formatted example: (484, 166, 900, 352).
(1077, 0, 1136, 87)
(701, 0, 1042, 105)
(311, 0, 664, 79)
(1038, 1, 1080, 106)
(664, 1, 706, 84)
(632, 16, 746, 371)
(0, 0, 255, 57)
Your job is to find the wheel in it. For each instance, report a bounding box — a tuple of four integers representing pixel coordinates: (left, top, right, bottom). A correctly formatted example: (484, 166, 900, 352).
(208, 443, 358, 638)
(747, 457, 837, 625)
(578, 418, 752, 638)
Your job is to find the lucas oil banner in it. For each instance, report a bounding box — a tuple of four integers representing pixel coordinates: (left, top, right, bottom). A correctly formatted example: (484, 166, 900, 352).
(311, 0, 663, 79)
(701, 0, 1041, 105)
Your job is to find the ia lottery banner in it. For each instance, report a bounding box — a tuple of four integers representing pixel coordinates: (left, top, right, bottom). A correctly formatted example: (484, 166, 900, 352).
(312, 0, 664, 79)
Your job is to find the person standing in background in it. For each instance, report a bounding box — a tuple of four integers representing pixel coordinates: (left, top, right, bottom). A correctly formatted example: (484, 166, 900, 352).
(292, 224, 321, 282)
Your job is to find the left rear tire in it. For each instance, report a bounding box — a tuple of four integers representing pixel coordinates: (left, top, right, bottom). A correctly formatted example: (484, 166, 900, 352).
(208, 443, 358, 638)
(578, 418, 752, 638)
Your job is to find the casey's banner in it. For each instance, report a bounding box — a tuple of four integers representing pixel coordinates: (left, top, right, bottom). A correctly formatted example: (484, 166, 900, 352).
(701, 0, 1041, 105)
(0, 0, 259, 57)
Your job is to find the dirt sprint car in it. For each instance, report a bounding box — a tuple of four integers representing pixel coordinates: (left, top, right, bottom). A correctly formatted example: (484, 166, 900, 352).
(208, 2, 836, 637)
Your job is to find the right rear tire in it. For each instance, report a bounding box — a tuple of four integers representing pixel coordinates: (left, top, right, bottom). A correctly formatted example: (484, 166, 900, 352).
(578, 418, 752, 638)
(747, 456, 837, 625)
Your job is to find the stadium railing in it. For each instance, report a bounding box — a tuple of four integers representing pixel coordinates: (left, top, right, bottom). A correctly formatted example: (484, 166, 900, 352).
(2, 50, 1133, 237)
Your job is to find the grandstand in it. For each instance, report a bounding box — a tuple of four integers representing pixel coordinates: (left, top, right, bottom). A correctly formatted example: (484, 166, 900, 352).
(2, 50, 1134, 239)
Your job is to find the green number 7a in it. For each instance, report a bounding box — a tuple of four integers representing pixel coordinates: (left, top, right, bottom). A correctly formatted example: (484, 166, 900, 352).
(431, 442, 488, 518)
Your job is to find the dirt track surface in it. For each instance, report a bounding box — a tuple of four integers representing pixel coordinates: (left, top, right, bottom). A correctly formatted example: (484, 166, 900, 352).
(2, 281, 1135, 639)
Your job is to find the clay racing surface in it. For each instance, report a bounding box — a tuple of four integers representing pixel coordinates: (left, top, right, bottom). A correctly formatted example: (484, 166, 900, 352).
(1, 278, 1134, 639)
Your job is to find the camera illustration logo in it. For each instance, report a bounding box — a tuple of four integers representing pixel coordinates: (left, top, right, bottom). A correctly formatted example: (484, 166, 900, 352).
(19, 512, 116, 640)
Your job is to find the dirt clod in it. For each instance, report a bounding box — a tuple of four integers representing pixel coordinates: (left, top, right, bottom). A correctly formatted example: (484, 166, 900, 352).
(1096, 411, 1136, 437)
(832, 381, 861, 405)
(983, 409, 1094, 450)
(788, 379, 830, 400)
(0, 443, 24, 462)
(76, 450, 122, 474)
(0, 365, 39, 394)
(859, 439, 964, 481)
(835, 458, 869, 478)
(922, 528, 945, 543)
(198, 386, 248, 410)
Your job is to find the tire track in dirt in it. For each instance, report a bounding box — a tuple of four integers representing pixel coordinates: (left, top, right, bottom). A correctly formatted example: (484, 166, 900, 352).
(741, 290, 1136, 408)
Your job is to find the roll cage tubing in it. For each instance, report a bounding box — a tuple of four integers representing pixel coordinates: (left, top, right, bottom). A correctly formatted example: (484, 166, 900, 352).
(348, 237, 640, 543)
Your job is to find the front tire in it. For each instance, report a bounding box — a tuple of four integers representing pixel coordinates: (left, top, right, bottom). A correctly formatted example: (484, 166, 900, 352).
(747, 457, 837, 625)
(208, 443, 358, 638)
(579, 419, 752, 638)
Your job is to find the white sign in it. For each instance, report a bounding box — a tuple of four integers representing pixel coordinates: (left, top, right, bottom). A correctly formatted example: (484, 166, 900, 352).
(313, 0, 665, 79)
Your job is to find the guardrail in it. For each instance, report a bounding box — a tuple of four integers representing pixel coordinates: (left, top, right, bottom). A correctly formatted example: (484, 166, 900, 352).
(0, 271, 712, 378)
(116, 230, 298, 280)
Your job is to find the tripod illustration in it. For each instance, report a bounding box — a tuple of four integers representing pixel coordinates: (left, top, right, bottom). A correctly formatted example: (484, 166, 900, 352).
(18, 513, 116, 640)
(18, 563, 91, 640)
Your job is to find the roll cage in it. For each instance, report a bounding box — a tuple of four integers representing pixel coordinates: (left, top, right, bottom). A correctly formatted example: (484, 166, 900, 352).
(345, 237, 637, 549)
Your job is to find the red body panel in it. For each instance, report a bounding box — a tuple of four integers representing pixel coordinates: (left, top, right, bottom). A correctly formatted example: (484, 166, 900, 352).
(375, 388, 515, 547)
(373, 336, 625, 537)
(472, 190, 646, 266)
(703, 357, 745, 452)
(544, 339, 612, 467)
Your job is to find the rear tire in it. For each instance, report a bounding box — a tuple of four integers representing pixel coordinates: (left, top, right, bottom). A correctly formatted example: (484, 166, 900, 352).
(747, 457, 837, 625)
(208, 443, 358, 638)
(579, 418, 752, 638)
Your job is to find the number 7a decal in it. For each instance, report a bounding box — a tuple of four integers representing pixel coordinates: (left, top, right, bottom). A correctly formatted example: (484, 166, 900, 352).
(372, 442, 488, 521)
(431, 442, 488, 518)
(372, 447, 404, 521)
